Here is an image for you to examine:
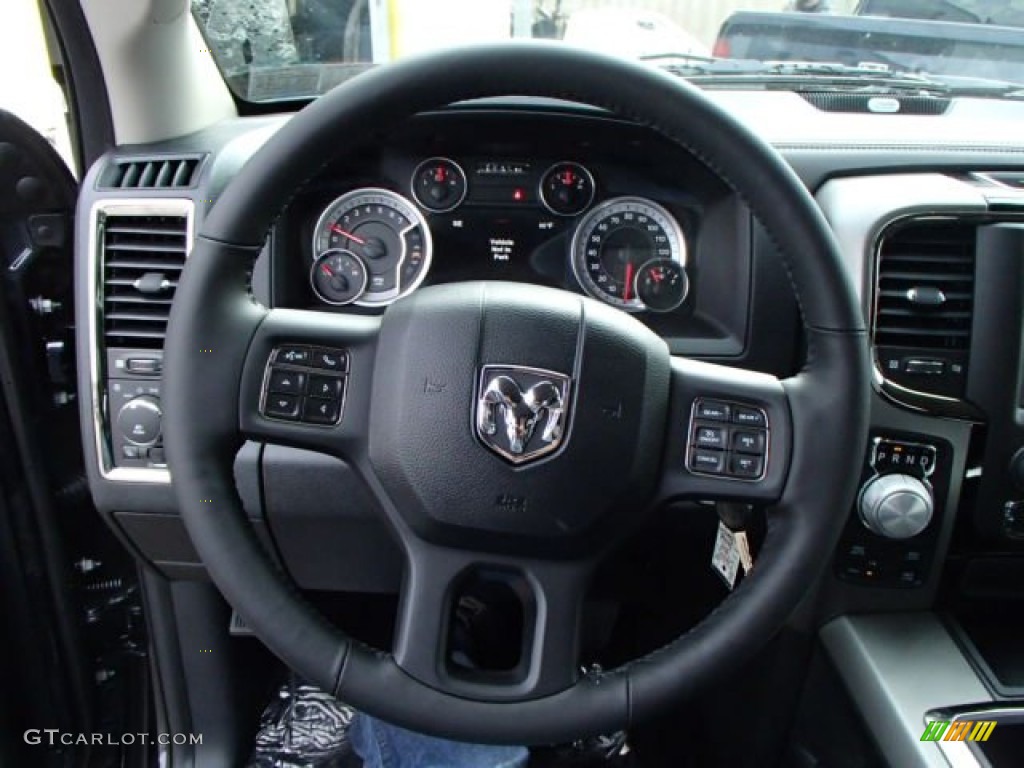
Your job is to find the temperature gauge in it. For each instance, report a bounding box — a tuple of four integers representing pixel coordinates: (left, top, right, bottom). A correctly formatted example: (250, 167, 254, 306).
(311, 249, 368, 306)
(635, 258, 689, 313)
(540, 161, 595, 216)
(412, 157, 467, 212)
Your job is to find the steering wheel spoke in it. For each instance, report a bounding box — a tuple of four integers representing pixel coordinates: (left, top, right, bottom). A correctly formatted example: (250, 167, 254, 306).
(656, 356, 792, 505)
(392, 543, 590, 702)
(239, 307, 379, 459)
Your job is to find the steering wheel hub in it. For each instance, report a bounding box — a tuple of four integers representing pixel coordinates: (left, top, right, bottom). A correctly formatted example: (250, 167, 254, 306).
(368, 282, 669, 550)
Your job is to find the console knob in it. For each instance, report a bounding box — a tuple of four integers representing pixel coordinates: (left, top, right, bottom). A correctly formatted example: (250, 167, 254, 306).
(116, 396, 162, 446)
(858, 474, 933, 539)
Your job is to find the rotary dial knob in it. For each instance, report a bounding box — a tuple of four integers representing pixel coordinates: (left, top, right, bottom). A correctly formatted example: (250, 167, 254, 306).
(858, 474, 933, 540)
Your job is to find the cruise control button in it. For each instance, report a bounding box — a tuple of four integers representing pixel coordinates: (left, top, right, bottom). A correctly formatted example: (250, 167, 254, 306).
(308, 374, 344, 400)
(268, 368, 307, 395)
(302, 396, 341, 425)
(730, 454, 764, 478)
(695, 399, 730, 422)
(690, 449, 725, 474)
(311, 347, 348, 372)
(275, 346, 311, 366)
(694, 425, 727, 449)
(732, 406, 766, 427)
(732, 430, 766, 454)
(265, 394, 301, 420)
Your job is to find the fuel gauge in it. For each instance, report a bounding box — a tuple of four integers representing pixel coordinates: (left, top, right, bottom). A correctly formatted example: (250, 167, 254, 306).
(635, 258, 689, 313)
(311, 249, 368, 306)
(412, 157, 467, 212)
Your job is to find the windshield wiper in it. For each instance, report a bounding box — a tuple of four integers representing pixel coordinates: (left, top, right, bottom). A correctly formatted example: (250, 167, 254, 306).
(646, 56, 1024, 99)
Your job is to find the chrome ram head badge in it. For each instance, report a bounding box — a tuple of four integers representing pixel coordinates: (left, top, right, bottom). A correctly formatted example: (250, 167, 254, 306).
(475, 365, 571, 465)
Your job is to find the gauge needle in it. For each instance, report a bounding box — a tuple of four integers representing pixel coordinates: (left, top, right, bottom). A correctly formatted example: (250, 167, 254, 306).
(321, 264, 334, 276)
(623, 262, 635, 301)
(330, 225, 366, 245)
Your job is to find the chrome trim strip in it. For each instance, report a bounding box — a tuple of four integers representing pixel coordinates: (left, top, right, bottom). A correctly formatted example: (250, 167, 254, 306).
(88, 198, 195, 485)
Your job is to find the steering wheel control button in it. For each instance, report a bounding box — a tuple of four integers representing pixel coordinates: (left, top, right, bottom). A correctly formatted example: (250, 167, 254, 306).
(689, 399, 769, 481)
(311, 347, 348, 372)
(732, 430, 766, 455)
(302, 396, 341, 425)
(275, 345, 312, 366)
(265, 393, 301, 420)
(262, 346, 349, 425)
(691, 449, 726, 474)
(268, 369, 307, 395)
(730, 454, 764, 479)
(695, 399, 731, 422)
(695, 425, 727, 449)
(308, 374, 344, 400)
(732, 406, 766, 427)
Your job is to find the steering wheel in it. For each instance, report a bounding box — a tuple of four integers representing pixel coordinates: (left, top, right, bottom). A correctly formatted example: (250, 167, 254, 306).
(163, 43, 869, 745)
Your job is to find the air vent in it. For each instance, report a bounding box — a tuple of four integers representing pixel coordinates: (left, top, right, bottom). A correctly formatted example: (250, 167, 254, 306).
(101, 214, 188, 349)
(874, 220, 975, 399)
(101, 155, 203, 189)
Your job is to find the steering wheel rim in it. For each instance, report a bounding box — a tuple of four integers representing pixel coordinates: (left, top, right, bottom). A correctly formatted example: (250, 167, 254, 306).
(163, 42, 870, 745)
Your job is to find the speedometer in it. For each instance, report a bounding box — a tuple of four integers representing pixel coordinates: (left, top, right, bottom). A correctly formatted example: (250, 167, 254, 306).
(312, 188, 432, 307)
(570, 197, 687, 311)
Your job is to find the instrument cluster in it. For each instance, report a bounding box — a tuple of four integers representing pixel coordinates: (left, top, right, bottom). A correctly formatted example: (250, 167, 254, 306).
(306, 156, 691, 314)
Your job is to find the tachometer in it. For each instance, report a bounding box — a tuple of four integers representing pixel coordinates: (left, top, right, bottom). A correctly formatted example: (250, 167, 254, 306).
(312, 188, 432, 307)
(570, 197, 686, 311)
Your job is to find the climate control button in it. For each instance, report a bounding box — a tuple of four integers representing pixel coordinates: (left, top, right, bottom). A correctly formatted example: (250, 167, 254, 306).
(116, 396, 162, 446)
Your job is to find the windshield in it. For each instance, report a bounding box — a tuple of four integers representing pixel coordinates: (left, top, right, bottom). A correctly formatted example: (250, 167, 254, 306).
(192, 0, 1024, 102)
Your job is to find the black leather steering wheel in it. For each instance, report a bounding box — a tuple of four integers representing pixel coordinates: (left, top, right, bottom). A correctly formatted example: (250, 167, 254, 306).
(163, 43, 870, 745)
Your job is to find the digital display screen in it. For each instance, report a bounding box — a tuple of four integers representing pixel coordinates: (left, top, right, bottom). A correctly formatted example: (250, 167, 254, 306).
(431, 209, 570, 286)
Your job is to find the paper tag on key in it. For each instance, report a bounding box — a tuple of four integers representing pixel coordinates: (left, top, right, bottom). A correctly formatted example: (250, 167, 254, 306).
(712, 520, 742, 590)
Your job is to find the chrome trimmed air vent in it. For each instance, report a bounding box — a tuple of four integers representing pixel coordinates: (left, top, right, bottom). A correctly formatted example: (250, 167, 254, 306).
(88, 200, 194, 484)
(872, 218, 976, 402)
(99, 155, 204, 190)
(101, 213, 188, 348)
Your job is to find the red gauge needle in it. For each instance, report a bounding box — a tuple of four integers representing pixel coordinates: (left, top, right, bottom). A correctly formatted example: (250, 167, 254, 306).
(651, 269, 664, 283)
(330, 225, 366, 245)
(623, 261, 635, 301)
(321, 264, 334, 276)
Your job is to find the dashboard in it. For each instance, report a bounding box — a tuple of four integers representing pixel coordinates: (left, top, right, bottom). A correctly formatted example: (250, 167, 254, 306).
(75, 94, 1024, 603)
